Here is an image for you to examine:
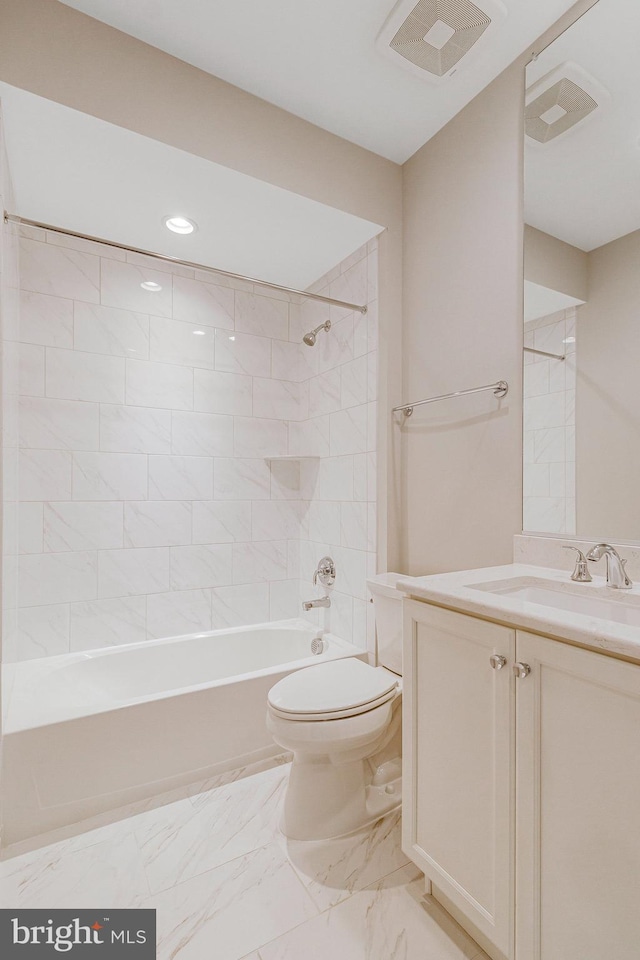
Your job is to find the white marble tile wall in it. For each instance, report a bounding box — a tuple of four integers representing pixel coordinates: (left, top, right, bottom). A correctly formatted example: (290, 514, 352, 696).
(293, 241, 378, 650)
(5, 230, 378, 660)
(523, 308, 576, 536)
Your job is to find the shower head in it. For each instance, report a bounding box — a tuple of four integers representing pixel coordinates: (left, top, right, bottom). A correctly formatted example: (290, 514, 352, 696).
(302, 319, 331, 347)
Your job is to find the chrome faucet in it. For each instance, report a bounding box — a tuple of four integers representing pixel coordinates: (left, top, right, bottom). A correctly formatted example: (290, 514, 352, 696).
(302, 596, 331, 611)
(585, 543, 633, 589)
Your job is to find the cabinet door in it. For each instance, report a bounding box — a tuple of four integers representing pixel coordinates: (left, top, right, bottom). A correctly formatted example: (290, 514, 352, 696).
(515, 631, 640, 960)
(403, 600, 516, 958)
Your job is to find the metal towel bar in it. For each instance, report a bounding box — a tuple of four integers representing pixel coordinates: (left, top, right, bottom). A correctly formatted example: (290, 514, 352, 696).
(393, 380, 508, 417)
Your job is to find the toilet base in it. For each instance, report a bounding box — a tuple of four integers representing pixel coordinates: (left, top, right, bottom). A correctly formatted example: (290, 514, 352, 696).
(279, 755, 402, 841)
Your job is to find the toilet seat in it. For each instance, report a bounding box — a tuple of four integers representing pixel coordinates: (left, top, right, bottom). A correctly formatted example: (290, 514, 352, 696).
(268, 657, 399, 721)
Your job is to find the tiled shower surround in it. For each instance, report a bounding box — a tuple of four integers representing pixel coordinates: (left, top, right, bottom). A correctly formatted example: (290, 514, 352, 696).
(5, 227, 378, 661)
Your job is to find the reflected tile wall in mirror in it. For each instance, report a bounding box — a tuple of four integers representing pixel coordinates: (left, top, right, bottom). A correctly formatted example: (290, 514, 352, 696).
(523, 0, 640, 543)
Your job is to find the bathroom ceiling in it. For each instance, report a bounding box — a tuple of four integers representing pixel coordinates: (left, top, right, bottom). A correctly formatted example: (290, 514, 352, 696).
(525, 0, 640, 251)
(58, 0, 580, 163)
(0, 82, 382, 290)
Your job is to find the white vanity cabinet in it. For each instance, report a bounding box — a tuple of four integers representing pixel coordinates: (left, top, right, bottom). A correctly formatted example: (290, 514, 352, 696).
(514, 629, 640, 960)
(403, 598, 640, 960)
(402, 600, 516, 958)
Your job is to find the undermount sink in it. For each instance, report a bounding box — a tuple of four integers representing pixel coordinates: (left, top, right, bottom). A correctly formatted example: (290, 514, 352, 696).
(468, 576, 640, 628)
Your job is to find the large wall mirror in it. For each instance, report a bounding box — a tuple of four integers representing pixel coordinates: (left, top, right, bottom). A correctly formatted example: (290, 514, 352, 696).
(523, 0, 640, 542)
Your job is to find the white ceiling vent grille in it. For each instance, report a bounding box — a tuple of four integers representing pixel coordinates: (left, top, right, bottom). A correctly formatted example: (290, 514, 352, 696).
(376, 0, 507, 84)
(525, 62, 610, 145)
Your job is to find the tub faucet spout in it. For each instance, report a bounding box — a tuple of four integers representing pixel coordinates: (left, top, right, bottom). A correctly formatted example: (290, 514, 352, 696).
(302, 596, 331, 611)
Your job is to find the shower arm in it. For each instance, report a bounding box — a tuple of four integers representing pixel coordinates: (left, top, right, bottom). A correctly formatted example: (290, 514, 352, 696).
(310, 320, 331, 337)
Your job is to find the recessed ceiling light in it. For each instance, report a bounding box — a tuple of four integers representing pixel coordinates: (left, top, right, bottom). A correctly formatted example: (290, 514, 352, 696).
(563, 336, 576, 344)
(193, 330, 206, 336)
(163, 215, 197, 235)
(228, 336, 236, 341)
(140, 280, 162, 292)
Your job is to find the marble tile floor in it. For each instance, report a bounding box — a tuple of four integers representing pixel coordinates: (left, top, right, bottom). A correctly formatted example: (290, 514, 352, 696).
(0, 757, 488, 960)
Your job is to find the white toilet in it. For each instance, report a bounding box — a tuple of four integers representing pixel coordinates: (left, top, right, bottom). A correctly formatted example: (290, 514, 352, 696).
(267, 573, 403, 841)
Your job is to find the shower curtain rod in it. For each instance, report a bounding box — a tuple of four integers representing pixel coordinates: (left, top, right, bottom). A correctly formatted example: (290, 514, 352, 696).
(524, 346, 565, 361)
(4, 213, 369, 315)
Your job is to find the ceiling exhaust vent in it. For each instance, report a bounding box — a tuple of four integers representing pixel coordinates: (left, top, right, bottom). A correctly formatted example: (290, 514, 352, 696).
(376, 0, 507, 84)
(525, 62, 609, 145)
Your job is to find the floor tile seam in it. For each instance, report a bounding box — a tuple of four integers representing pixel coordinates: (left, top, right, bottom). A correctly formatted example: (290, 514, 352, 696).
(243, 908, 318, 960)
(136, 793, 199, 831)
(281, 846, 325, 918)
(286, 857, 339, 915)
(128, 777, 288, 894)
(363, 855, 413, 893)
(237, 861, 426, 960)
(241, 864, 329, 958)
(359, 860, 420, 894)
(128, 779, 276, 848)
(91, 829, 154, 906)
(125, 827, 155, 902)
(137, 836, 290, 899)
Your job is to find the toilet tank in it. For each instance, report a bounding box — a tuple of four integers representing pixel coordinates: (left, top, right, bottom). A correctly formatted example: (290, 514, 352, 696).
(366, 573, 404, 676)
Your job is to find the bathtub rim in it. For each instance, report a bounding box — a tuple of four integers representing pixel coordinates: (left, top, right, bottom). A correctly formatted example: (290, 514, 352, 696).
(2, 618, 366, 734)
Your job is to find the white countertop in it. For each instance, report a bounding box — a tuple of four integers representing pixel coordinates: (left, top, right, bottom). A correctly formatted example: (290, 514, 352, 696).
(397, 563, 640, 663)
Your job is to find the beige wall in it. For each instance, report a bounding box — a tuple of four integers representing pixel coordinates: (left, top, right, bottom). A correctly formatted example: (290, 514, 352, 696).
(0, 0, 404, 569)
(524, 225, 588, 301)
(400, 63, 525, 575)
(576, 229, 640, 540)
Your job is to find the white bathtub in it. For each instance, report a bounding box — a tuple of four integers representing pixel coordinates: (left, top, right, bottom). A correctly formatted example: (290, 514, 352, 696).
(1, 619, 365, 845)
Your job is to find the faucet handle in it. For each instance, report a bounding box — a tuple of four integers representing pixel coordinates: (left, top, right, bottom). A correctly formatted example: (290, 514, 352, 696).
(313, 556, 336, 588)
(562, 545, 592, 582)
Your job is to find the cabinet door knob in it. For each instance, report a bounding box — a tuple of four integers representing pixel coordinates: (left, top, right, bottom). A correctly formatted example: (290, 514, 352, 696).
(513, 662, 531, 679)
(490, 655, 507, 670)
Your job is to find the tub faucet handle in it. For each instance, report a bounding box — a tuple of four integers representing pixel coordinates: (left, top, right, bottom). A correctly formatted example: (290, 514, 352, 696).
(313, 556, 336, 587)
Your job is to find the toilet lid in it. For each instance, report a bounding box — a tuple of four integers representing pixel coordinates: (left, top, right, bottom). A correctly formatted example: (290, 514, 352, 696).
(268, 657, 398, 719)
